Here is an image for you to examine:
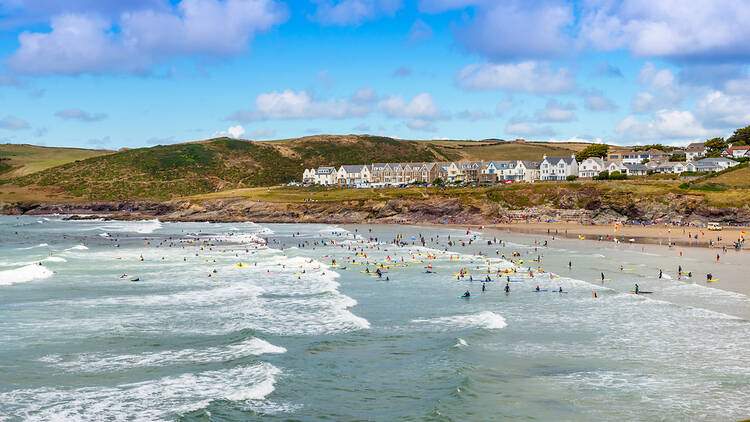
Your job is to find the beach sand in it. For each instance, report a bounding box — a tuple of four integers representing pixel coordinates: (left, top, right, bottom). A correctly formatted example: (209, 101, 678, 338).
(492, 221, 747, 249)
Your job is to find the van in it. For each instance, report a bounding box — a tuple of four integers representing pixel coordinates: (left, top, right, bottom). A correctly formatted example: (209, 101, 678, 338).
(707, 222, 722, 231)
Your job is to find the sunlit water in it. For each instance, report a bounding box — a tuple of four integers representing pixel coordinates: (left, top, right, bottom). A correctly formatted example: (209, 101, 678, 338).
(1, 215, 749, 421)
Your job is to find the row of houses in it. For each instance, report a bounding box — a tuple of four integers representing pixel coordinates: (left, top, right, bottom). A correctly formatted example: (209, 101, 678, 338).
(303, 153, 741, 187)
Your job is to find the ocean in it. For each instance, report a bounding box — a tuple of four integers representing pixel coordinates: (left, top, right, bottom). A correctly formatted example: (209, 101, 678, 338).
(1, 215, 749, 421)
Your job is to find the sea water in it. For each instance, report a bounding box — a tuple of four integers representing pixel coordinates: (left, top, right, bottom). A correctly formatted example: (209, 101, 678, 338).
(1, 215, 749, 421)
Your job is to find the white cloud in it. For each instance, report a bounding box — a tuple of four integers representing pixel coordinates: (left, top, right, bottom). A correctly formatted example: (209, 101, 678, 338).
(505, 122, 556, 138)
(694, 90, 750, 128)
(408, 18, 433, 43)
(8, 0, 288, 75)
(350, 87, 378, 104)
(630, 62, 683, 113)
(455, 61, 576, 94)
(0, 115, 30, 130)
(55, 108, 108, 122)
(212, 124, 246, 138)
(614, 109, 714, 141)
(535, 99, 576, 122)
(310, 0, 402, 26)
(456, 109, 490, 121)
(581, 0, 750, 61)
(377, 93, 443, 120)
(228, 89, 371, 121)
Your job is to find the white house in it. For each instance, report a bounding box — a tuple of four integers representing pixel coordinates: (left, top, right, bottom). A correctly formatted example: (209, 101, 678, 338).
(579, 157, 606, 178)
(655, 162, 688, 174)
(727, 146, 750, 159)
(302, 168, 316, 184)
(685, 147, 706, 161)
(695, 157, 738, 171)
(314, 166, 337, 185)
(540, 155, 578, 180)
(337, 165, 370, 187)
(622, 163, 650, 176)
(517, 161, 541, 182)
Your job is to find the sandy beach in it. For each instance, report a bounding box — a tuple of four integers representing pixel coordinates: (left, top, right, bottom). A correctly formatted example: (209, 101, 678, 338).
(491, 221, 748, 249)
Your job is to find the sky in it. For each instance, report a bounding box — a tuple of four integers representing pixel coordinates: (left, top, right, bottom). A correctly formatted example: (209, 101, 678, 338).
(1, 0, 750, 149)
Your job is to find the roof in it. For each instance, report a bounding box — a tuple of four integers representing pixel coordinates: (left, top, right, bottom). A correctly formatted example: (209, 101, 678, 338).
(623, 163, 649, 171)
(544, 156, 576, 165)
(520, 160, 540, 169)
(341, 165, 366, 172)
(316, 166, 336, 174)
(688, 142, 706, 149)
(697, 158, 732, 163)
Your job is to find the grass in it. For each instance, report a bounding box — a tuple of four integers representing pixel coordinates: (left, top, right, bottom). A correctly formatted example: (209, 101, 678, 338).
(0, 144, 112, 177)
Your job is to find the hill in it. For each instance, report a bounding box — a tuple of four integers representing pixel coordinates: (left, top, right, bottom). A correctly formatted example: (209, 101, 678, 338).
(7, 135, 453, 201)
(0, 144, 112, 177)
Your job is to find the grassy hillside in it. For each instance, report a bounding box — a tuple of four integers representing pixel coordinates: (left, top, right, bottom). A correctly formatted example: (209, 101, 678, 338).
(0, 144, 112, 177)
(8, 135, 452, 200)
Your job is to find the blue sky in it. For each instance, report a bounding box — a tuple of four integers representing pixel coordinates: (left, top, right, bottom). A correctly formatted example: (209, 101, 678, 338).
(1, 0, 749, 148)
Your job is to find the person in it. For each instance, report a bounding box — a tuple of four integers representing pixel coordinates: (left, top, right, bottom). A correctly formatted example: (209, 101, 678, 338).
(634, 283, 639, 294)
(707, 273, 713, 282)
(716, 253, 720, 263)
(463, 290, 471, 298)
(386, 276, 389, 281)
(568, 261, 572, 269)
(120, 274, 128, 279)
(505, 282, 510, 293)
(482, 282, 486, 292)
(678, 265, 682, 274)
(559, 286, 563, 293)
(601, 272, 605, 282)
(658, 269, 663, 279)
(535, 285, 540, 291)
(592, 291, 597, 298)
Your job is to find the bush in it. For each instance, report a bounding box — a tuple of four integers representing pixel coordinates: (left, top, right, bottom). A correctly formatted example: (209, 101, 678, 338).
(669, 153, 686, 162)
(594, 170, 609, 180)
(609, 171, 627, 180)
(432, 177, 444, 185)
(566, 175, 578, 181)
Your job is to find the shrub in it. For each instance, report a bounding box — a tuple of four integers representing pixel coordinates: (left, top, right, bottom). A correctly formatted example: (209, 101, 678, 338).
(566, 175, 578, 181)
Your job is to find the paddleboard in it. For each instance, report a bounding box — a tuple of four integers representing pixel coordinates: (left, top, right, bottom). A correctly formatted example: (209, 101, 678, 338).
(632, 290, 653, 294)
(707, 279, 719, 282)
(533, 290, 548, 292)
(457, 296, 475, 299)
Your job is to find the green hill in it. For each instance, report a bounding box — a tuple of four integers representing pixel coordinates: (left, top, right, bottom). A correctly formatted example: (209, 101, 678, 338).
(8, 135, 453, 200)
(0, 144, 112, 177)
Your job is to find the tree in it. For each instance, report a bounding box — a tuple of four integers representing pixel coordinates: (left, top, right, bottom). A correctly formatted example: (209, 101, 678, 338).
(669, 153, 686, 162)
(705, 137, 728, 156)
(633, 144, 668, 152)
(727, 125, 750, 146)
(575, 144, 610, 161)
(594, 170, 609, 180)
(432, 177, 444, 185)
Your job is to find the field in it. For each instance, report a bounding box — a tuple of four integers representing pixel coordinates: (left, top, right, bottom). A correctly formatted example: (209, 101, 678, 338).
(0, 144, 112, 177)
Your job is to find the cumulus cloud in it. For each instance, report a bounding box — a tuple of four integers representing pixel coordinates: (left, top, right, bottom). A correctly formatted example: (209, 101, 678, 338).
(55, 108, 108, 122)
(377, 92, 444, 120)
(455, 61, 576, 94)
(7, 0, 288, 75)
(534, 99, 576, 122)
(505, 122, 556, 138)
(309, 0, 402, 26)
(581, 0, 750, 62)
(614, 109, 713, 141)
(0, 115, 30, 130)
(227, 89, 372, 121)
(631, 62, 683, 113)
(694, 91, 750, 128)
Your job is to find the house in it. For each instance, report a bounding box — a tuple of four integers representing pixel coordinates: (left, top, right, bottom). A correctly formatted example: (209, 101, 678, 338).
(540, 154, 578, 180)
(579, 157, 605, 178)
(337, 165, 370, 187)
(370, 163, 388, 184)
(727, 146, 750, 158)
(419, 162, 440, 183)
(459, 161, 483, 183)
(517, 161, 541, 182)
(605, 161, 627, 174)
(606, 152, 623, 161)
(646, 149, 670, 161)
(687, 161, 719, 173)
(480, 161, 499, 183)
(443, 162, 462, 182)
(302, 168, 316, 184)
(655, 162, 688, 174)
(314, 166, 337, 185)
(695, 157, 738, 171)
(685, 147, 706, 161)
(622, 163, 650, 176)
(621, 152, 648, 164)
(495, 160, 520, 181)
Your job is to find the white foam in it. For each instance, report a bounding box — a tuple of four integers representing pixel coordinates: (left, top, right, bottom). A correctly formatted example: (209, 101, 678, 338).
(43, 338, 286, 372)
(0, 264, 54, 286)
(413, 311, 507, 330)
(15, 243, 49, 250)
(0, 363, 280, 421)
(69, 245, 88, 250)
(43, 257, 66, 263)
(97, 220, 163, 234)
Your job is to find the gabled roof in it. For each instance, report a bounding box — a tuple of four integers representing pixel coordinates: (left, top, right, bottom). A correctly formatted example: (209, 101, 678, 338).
(341, 165, 366, 172)
(623, 163, 649, 171)
(520, 160, 540, 169)
(544, 156, 576, 165)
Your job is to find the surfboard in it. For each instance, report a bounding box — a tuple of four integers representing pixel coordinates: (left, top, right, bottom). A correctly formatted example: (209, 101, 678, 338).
(707, 279, 720, 282)
(533, 289, 548, 292)
(457, 296, 474, 299)
(632, 290, 653, 294)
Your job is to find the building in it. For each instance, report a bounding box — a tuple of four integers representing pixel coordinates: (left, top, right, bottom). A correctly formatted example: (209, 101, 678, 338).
(517, 161, 541, 182)
(727, 146, 750, 158)
(336, 165, 370, 187)
(694, 157, 739, 171)
(540, 155, 578, 180)
(302, 168, 316, 184)
(622, 163, 650, 176)
(314, 166, 337, 185)
(685, 147, 706, 161)
(579, 157, 606, 178)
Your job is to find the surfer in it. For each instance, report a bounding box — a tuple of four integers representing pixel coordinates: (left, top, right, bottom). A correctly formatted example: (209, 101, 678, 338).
(559, 286, 563, 293)
(505, 282, 510, 293)
(482, 282, 486, 292)
(601, 272, 605, 282)
(659, 269, 663, 279)
(463, 290, 471, 298)
(634, 283, 640, 294)
(535, 285, 540, 291)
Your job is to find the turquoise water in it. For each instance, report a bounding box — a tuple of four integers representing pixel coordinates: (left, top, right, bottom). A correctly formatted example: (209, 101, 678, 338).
(1, 215, 749, 421)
